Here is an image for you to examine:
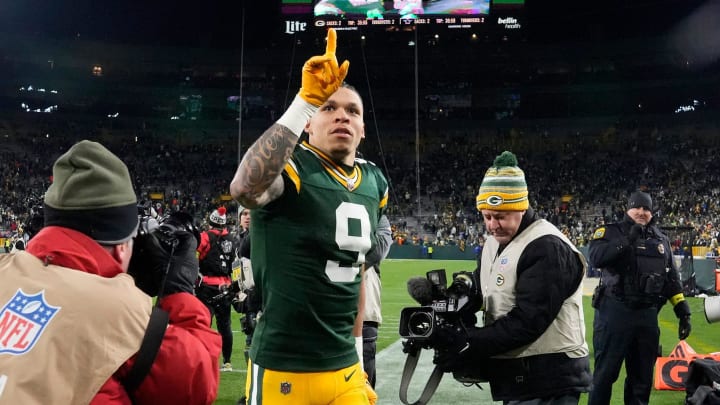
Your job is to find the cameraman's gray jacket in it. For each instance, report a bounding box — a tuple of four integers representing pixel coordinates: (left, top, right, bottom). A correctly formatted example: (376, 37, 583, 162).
(471, 209, 592, 400)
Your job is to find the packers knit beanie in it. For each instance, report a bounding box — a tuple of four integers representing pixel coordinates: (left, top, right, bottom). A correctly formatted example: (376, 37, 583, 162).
(44, 140, 139, 244)
(209, 206, 227, 227)
(476, 151, 529, 212)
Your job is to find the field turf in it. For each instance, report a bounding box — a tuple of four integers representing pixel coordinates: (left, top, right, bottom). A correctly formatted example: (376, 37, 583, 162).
(213, 259, 717, 404)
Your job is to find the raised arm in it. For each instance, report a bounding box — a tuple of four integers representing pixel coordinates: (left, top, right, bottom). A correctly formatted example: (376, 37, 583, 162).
(230, 28, 349, 208)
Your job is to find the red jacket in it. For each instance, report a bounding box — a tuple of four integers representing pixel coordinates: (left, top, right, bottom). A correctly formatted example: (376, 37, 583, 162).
(197, 228, 233, 285)
(27, 226, 222, 405)
(197, 227, 229, 261)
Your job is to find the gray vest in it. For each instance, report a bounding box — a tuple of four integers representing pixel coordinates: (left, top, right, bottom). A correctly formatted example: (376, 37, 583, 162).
(480, 219, 589, 359)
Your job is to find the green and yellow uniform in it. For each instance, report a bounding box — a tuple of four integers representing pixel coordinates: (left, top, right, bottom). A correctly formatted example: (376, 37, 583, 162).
(249, 140, 388, 372)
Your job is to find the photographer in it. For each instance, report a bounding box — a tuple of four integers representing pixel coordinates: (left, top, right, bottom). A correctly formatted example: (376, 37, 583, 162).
(196, 206, 236, 372)
(0, 140, 221, 404)
(432, 151, 592, 403)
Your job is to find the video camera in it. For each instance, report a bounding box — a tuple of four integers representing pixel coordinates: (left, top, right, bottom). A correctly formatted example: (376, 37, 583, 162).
(127, 211, 200, 296)
(399, 269, 480, 343)
(207, 279, 259, 313)
(398, 269, 484, 405)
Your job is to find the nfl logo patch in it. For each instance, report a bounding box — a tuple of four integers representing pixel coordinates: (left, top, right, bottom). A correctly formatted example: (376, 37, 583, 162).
(280, 381, 292, 395)
(0, 289, 60, 355)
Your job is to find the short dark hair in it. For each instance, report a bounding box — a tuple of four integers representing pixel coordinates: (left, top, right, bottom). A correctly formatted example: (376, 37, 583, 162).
(341, 82, 363, 109)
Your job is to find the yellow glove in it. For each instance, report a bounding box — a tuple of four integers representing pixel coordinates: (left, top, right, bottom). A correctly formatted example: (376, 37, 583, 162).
(364, 372, 377, 405)
(299, 28, 350, 106)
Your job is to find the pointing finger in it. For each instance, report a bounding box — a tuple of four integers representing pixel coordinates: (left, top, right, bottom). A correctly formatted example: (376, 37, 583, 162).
(325, 28, 337, 56)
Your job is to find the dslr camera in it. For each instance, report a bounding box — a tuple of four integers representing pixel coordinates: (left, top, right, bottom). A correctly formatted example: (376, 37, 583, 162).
(399, 269, 480, 343)
(208, 280, 241, 306)
(127, 211, 200, 296)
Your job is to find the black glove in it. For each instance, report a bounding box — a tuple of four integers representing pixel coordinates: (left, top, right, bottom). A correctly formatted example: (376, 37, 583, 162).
(431, 323, 472, 372)
(673, 300, 692, 340)
(678, 315, 691, 340)
(628, 224, 643, 244)
(158, 229, 200, 297)
(129, 226, 199, 297)
(128, 231, 166, 296)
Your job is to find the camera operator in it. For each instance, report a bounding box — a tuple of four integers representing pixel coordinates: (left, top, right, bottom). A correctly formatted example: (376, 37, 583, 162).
(196, 205, 236, 372)
(432, 151, 592, 403)
(0, 140, 221, 404)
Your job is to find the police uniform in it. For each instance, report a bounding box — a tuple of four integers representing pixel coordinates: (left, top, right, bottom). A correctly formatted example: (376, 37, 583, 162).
(246, 140, 388, 404)
(588, 193, 691, 405)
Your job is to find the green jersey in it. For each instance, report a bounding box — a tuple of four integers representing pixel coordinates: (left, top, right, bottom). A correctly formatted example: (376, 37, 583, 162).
(249, 141, 388, 371)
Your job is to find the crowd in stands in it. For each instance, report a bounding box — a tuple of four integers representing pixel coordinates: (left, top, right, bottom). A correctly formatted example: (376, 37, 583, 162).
(2, 115, 719, 257)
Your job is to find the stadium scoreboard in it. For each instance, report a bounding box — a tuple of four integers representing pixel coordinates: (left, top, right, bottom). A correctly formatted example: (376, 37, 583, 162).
(281, 0, 524, 33)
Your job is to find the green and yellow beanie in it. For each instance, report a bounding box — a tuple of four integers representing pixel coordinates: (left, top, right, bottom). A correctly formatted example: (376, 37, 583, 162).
(44, 140, 139, 245)
(476, 151, 529, 212)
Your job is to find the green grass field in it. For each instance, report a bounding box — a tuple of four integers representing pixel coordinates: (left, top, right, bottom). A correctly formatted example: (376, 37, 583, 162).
(213, 259, 718, 404)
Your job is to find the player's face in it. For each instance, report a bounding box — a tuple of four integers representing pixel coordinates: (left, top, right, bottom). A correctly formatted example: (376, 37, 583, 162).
(481, 209, 525, 245)
(628, 206, 652, 225)
(306, 87, 365, 166)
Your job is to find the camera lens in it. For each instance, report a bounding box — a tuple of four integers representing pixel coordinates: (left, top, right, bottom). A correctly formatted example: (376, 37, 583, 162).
(408, 311, 433, 337)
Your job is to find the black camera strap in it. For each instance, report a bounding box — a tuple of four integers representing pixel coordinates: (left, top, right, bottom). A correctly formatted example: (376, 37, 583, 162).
(122, 306, 170, 398)
(399, 349, 444, 405)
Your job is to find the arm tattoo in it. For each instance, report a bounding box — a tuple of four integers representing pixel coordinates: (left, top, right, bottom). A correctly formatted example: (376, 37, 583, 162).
(231, 123, 297, 208)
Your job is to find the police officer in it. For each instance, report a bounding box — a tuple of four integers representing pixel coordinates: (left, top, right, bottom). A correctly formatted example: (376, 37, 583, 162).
(588, 190, 692, 405)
